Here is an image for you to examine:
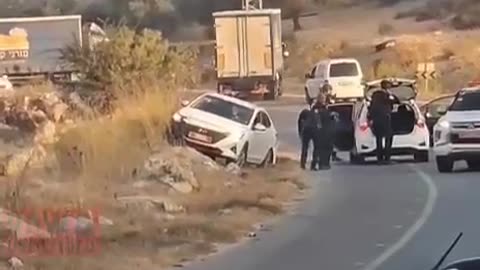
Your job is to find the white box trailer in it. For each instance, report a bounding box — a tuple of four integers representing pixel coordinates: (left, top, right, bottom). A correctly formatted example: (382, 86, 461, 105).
(213, 9, 287, 100)
(0, 15, 82, 81)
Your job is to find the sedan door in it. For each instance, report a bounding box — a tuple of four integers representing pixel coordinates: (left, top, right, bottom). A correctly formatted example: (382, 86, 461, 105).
(248, 111, 274, 163)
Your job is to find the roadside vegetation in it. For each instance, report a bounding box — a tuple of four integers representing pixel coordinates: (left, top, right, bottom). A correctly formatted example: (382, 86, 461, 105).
(0, 25, 305, 270)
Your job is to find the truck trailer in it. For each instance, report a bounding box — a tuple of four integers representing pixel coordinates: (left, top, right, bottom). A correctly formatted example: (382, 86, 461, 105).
(213, 9, 289, 100)
(0, 15, 82, 84)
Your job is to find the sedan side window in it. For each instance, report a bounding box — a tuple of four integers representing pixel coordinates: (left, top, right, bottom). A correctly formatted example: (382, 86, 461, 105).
(252, 112, 262, 127)
(260, 112, 272, 128)
(310, 66, 317, 78)
(315, 64, 325, 79)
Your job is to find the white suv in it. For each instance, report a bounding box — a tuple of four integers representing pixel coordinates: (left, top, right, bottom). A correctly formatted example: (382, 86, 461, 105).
(172, 93, 278, 167)
(433, 88, 480, 173)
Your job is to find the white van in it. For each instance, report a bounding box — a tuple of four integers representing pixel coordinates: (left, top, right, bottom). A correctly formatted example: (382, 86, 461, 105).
(304, 58, 364, 103)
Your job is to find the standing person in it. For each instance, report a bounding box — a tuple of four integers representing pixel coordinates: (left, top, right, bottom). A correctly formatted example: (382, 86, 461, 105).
(298, 94, 324, 170)
(367, 80, 399, 164)
(305, 80, 332, 106)
(320, 82, 342, 162)
(315, 94, 337, 170)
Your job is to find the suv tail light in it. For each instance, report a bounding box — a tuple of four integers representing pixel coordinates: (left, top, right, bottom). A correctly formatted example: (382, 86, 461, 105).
(359, 122, 370, 132)
(416, 120, 425, 128)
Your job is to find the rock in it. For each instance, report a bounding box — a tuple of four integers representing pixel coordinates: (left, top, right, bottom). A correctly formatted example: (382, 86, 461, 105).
(0, 208, 51, 239)
(86, 211, 114, 226)
(218, 208, 232, 215)
(98, 216, 114, 226)
(132, 180, 151, 188)
(163, 202, 185, 213)
(160, 175, 193, 194)
(117, 195, 184, 213)
(33, 120, 56, 145)
(8, 257, 23, 269)
(3, 145, 47, 176)
(50, 102, 68, 123)
(142, 151, 198, 191)
(68, 92, 93, 115)
(225, 163, 241, 175)
(165, 214, 175, 220)
(247, 232, 256, 238)
(30, 109, 47, 123)
(181, 147, 219, 170)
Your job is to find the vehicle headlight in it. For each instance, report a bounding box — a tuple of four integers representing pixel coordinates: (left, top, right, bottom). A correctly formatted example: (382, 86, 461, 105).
(437, 120, 450, 129)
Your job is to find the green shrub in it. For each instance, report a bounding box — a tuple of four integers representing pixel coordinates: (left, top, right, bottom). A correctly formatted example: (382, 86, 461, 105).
(61, 25, 199, 95)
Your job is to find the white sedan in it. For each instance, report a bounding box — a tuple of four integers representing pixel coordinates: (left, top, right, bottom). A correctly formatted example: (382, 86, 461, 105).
(328, 78, 430, 163)
(172, 93, 278, 167)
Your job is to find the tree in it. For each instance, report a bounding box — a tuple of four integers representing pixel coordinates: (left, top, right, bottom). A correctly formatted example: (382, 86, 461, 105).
(287, 0, 307, 31)
(52, 0, 78, 14)
(266, 0, 307, 31)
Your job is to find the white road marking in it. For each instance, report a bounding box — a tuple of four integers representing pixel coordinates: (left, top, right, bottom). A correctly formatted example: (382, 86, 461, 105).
(362, 165, 438, 270)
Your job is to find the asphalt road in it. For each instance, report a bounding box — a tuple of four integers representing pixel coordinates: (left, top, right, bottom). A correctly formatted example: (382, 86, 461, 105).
(183, 103, 480, 270)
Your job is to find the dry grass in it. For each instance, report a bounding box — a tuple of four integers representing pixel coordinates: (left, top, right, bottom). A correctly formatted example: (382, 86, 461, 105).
(54, 82, 179, 182)
(8, 157, 304, 270)
(285, 30, 480, 97)
(285, 39, 344, 79)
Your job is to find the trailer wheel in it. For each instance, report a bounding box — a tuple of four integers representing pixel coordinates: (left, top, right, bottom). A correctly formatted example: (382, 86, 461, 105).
(264, 81, 279, 100)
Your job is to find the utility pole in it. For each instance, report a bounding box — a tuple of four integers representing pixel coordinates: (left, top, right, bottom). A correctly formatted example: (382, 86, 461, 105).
(242, 0, 263, 10)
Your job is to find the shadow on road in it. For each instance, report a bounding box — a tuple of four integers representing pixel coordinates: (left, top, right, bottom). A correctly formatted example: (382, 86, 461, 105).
(334, 158, 419, 167)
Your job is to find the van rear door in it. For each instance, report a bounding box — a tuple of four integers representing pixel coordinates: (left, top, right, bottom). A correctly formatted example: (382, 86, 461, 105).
(245, 15, 273, 77)
(214, 16, 244, 78)
(328, 61, 364, 99)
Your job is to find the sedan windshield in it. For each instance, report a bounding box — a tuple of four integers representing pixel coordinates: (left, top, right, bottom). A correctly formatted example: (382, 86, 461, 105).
(450, 92, 480, 111)
(190, 95, 254, 125)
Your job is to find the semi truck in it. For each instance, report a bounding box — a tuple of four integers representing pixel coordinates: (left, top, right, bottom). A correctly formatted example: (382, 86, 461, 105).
(212, 8, 289, 100)
(0, 15, 82, 84)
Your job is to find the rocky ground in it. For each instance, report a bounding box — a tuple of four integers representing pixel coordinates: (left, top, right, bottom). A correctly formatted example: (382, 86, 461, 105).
(0, 85, 305, 270)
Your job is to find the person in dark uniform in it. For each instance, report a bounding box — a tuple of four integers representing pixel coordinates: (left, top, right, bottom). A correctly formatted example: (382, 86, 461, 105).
(298, 94, 324, 170)
(367, 80, 399, 164)
(305, 80, 333, 106)
(317, 82, 342, 162)
(315, 94, 337, 170)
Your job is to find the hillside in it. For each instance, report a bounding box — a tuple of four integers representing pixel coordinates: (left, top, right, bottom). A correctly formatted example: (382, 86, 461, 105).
(396, 0, 480, 30)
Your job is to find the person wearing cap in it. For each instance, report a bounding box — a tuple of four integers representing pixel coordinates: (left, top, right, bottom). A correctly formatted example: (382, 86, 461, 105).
(320, 81, 334, 103)
(298, 93, 325, 170)
(367, 79, 399, 164)
(305, 80, 333, 106)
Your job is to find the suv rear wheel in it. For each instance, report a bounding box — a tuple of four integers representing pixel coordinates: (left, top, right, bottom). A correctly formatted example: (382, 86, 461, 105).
(467, 159, 480, 171)
(436, 156, 454, 173)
